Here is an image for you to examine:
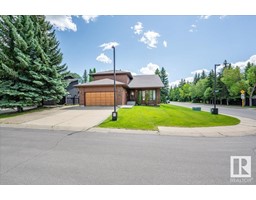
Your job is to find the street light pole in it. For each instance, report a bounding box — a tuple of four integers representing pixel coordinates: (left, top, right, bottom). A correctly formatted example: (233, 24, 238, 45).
(212, 64, 220, 114)
(112, 46, 117, 121)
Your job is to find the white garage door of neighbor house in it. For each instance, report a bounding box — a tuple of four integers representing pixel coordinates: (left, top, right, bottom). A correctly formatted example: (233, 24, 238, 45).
(85, 92, 114, 106)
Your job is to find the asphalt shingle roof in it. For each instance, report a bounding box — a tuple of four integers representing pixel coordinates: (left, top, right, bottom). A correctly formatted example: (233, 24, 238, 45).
(74, 78, 126, 87)
(91, 70, 133, 79)
(128, 75, 164, 88)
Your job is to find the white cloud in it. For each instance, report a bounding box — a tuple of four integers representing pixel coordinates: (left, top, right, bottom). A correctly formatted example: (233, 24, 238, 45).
(200, 15, 211, 20)
(219, 15, 226, 20)
(45, 15, 77, 32)
(169, 80, 181, 87)
(140, 31, 160, 48)
(131, 22, 143, 35)
(216, 55, 256, 72)
(96, 53, 112, 64)
(169, 77, 193, 87)
(233, 55, 256, 69)
(191, 69, 209, 75)
(99, 42, 119, 51)
(163, 40, 168, 48)
(82, 15, 98, 23)
(140, 63, 160, 75)
(189, 24, 197, 32)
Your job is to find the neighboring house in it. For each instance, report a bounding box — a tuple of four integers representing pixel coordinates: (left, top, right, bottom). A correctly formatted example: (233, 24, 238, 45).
(59, 76, 79, 105)
(75, 70, 164, 106)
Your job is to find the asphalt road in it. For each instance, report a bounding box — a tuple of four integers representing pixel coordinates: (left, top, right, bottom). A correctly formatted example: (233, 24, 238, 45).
(0, 127, 255, 184)
(169, 101, 256, 120)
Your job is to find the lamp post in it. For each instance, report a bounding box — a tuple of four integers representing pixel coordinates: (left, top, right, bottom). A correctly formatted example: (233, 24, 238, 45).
(212, 63, 220, 114)
(112, 46, 117, 121)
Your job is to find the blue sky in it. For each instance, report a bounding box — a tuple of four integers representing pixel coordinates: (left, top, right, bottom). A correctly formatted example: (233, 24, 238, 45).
(45, 15, 256, 86)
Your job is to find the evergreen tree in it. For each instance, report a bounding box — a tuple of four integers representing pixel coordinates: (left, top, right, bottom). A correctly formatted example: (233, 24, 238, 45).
(83, 69, 88, 83)
(0, 15, 68, 111)
(31, 16, 67, 104)
(201, 70, 207, 79)
(155, 67, 169, 103)
(89, 69, 93, 82)
(0, 16, 41, 111)
(193, 73, 200, 84)
(155, 68, 160, 76)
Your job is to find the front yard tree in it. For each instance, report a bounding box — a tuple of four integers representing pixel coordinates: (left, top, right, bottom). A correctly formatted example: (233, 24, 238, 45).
(31, 16, 67, 104)
(0, 15, 68, 111)
(0, 16, 42, 111)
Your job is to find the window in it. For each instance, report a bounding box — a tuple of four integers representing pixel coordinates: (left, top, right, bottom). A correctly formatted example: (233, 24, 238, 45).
(142, 91, 145, 101)
(149, 90, 156, 101)
(139, 90, 156, 101)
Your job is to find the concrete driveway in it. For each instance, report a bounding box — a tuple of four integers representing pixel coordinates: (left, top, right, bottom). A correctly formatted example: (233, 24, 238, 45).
(0, 106, 113, 131)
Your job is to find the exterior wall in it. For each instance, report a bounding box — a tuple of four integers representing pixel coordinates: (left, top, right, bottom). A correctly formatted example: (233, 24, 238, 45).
(67, 80, 79, 97)
(93, 74, 131, 84)
(77, 86, 127, 106)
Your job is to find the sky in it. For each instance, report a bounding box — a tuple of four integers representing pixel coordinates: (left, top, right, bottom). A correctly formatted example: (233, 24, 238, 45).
(45, 15, 256, 86)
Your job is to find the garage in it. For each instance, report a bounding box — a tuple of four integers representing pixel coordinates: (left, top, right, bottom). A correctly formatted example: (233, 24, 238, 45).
(85, 92, 114, 106)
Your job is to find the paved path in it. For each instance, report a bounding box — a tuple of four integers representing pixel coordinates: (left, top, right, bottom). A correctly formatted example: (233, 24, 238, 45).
(0, 127, 255, 184)
(169, 101, 256, 120)
(0, 106, 113, 131)
(1, 103, 255, 137)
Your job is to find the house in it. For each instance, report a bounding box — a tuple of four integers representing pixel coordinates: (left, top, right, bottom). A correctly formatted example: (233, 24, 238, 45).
(75, 70, 164, 106)
(59, 76, 80, 105)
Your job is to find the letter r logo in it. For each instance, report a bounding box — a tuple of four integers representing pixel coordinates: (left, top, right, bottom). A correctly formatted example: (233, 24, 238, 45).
(230, 156, 251, 178)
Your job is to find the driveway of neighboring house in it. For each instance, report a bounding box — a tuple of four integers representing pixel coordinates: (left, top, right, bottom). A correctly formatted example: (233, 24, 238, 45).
(0, 106, 113, 131)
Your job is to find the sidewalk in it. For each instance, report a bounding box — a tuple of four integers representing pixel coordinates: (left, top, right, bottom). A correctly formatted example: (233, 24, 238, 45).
(1, 107, 256, 137)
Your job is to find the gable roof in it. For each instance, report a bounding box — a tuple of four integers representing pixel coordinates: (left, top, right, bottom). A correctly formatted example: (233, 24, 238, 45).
(74, 78, 126, 87)
(128, 75, 164, 88)
(91, 70, 133, 79)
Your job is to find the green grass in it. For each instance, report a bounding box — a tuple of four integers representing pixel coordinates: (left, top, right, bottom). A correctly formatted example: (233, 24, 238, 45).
(0, 107, 50, 119)
(99, 104, 240, 130)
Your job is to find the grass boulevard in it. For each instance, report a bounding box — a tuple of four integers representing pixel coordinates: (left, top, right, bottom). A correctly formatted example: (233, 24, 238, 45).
(99, 104, 240, 130)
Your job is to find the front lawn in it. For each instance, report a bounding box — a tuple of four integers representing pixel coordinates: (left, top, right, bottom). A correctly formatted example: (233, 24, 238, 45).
(99, 104, 240, 130)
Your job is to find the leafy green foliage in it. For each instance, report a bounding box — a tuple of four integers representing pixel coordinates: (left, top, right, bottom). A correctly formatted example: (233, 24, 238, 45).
(170, 61, 256, 106)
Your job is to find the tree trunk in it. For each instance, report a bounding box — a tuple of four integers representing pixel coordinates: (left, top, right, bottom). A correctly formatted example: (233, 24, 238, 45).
(17, 106, 23, 112)
(226, 98, 229, 106)
(249, 84, 256, 107)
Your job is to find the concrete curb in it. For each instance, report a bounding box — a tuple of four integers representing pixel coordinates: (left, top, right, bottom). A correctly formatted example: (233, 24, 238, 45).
(88, 127, 158, 135)
(1, 113, 256, 137)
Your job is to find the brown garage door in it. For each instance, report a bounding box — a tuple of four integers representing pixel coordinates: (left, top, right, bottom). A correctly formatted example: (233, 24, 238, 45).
(85, 92, 114, 106)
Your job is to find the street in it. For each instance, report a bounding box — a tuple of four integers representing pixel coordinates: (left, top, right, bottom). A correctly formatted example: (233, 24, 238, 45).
(0, 127, 255, 184)
(169, 101, 256, 120)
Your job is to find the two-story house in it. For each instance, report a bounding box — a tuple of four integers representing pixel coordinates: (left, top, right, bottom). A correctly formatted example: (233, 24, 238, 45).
(75, 70, 164, 106)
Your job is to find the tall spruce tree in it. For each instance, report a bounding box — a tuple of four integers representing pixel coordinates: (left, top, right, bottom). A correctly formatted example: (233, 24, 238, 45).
(155, 67, 169, 103)
(83, 69, 88, 83)
(0, 15, 68, 111)
(89, 68, 93, 82)
(31, 16, 67, 104)
(0, 16, 42, 111)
